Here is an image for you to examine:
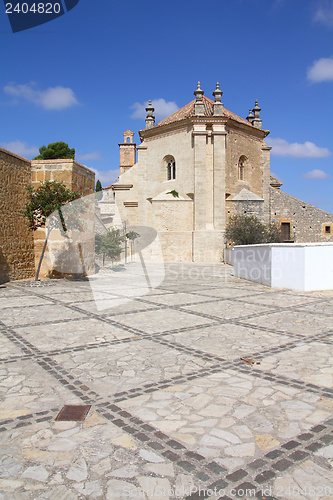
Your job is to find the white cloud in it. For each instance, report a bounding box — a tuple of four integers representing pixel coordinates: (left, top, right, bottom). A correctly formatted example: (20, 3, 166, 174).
(314, 1, 333, 27)
(90, 168, 119, 187)
(4, 82, 79, 110)
(130, 98, 178, 120)
(307, 57, 333, 82)
(77, 152, 103, 161)
(302, 169, 332, 179)
(266, 138, 331, 158)
(0, 140, 38, 158)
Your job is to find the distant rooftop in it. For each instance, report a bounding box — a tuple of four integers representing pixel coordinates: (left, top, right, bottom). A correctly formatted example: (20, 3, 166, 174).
(155, 96, 252, 128)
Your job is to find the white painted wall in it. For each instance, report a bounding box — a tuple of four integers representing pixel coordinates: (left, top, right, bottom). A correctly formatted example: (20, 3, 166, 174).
(304, 245, 333, 291)
(271, 246, 305, 290)
(233, 243, 333, 291)
(234, 246, 271, 286)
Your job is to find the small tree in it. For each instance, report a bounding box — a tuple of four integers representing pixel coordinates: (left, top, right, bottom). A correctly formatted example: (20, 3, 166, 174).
(265, 222, 282, 243)
(95, 229, 125, 266)
(33, 142, 75, 160)
(95, 179, 103, 201)
(126, 231, 140, 262)
(22, 181, 82, 280)
(225, 215, 281, 246)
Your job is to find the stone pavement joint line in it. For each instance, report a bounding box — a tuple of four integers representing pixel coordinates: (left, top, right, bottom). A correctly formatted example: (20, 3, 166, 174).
(0, 263, 333, 499)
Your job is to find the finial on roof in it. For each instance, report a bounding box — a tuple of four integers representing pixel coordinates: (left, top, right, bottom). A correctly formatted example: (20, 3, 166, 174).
(194, 81, 204, 101)
(145, 100, 155, 129)
(253, 100, 261, 117)
(213, 82, 224, 116)
(213, 82, 223, 103)
(246, 109, 254, 123)
(252, 100, 262, 129)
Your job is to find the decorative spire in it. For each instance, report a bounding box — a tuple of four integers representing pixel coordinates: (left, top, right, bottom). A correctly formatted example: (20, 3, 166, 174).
(145, 100, 155, 129)
(213, 82, 223, 103)
(194, 82, 205, 116)
(246, 109, 254, 123)
(252, 100, 262, 129)
(194, 81, 204, 101)
(213, 82, 224, 116)
(253, 100, 261, 118)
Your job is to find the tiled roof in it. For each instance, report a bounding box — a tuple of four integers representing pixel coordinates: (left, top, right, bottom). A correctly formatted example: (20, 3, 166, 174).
(155, 96, 251, 128)
(229, 188, 264, 201)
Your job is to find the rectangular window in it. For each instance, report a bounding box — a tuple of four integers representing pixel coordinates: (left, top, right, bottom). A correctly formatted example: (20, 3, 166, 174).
(280, 222, 291, 241)
(325, 225, 331, 234)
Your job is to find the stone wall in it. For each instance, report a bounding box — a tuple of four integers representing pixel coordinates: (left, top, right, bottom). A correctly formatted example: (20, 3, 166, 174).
(270, 187, 333, 243)
(225, 128, 267, 199)
(31, 159, 95, 196)
(0, 148, 35, 283)
(226, 199, 265, 220)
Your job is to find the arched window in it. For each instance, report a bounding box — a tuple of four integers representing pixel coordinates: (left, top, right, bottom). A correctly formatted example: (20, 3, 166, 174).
(164, 155, 176, 180)
(238, 156, 247, 181)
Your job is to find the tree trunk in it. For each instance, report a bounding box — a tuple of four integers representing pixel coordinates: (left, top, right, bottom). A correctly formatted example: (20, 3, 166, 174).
(35, 227, 49, 281)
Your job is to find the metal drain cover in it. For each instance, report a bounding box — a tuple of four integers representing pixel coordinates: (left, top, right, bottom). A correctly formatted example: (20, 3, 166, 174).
(55, 405, 91, 421)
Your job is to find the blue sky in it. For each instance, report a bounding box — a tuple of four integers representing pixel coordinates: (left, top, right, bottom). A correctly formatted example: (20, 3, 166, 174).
(1, 0, 333, 212)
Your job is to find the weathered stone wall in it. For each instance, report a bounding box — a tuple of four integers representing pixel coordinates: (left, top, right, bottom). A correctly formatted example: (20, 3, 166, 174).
(226, 199, 265, 220)
(31, 159, 95, 196)
(0, 148, 34, 283)
(225, 127, 267, 199)
(270, 187, 333, 243)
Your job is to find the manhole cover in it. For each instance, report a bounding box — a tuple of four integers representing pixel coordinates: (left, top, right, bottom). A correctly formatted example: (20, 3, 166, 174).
(55, 405, 91, 421)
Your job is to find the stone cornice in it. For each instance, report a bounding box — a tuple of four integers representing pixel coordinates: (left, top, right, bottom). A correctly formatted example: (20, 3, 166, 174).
(112, 184, 133, 191)
(123, 201, 138, 207)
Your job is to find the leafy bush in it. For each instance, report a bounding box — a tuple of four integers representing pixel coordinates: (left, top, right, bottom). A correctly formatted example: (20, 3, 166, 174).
(226, 215, 281, 246)
(95, 229, 125, 266)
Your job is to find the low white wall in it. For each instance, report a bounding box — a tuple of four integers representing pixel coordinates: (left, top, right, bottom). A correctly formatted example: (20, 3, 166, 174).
(224, 247, 234, 266)
(234, 246, 271, 286)
(233, 243, 333, 291)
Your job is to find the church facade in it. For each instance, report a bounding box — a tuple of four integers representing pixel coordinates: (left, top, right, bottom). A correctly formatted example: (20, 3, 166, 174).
(111, 83, 333, 262)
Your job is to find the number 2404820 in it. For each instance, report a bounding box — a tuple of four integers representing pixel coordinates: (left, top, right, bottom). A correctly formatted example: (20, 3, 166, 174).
(6, 3, 61, 14)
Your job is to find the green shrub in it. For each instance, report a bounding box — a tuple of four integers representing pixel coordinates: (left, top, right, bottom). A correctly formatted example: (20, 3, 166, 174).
(226, 215, 281, 246)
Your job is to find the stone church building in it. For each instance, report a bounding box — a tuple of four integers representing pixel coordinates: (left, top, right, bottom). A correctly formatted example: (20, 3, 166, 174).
(110, 83, 333, 262)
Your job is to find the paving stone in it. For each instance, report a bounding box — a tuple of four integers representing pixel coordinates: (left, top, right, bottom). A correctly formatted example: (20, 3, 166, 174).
(255, 470, 276, 484)
(264, 450, 284, 460)
(204, 462, 226, 475)
(248, 459, 267, 470)
(226, 468, 248, 482)
(297, 432, 313, 441)
(167, 439, 186, 450)
(272, 458, 293, 471)
(147, 442, 164, 451)
(139, 449, 165, 463)
(319, 434, 333, 444)
(281, 440, 300, 450)
(288, 450, 310, 461)
(177, 460, 196, 472)
(305, 441, 324, 452)
(311, 424, 327, 432)
(208, 478, 229, 490)
(196, 471, 211, 482)
(233, 482, 257, 497)
(162, 450, 180, 462)
(186, 451, 205, 461)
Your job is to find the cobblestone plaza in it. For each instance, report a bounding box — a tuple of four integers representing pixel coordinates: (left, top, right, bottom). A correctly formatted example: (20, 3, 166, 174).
(0, 264, 332, 499)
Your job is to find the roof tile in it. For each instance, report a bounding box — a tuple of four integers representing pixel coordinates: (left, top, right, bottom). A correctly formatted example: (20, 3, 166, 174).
(155, 96, 251, 128)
